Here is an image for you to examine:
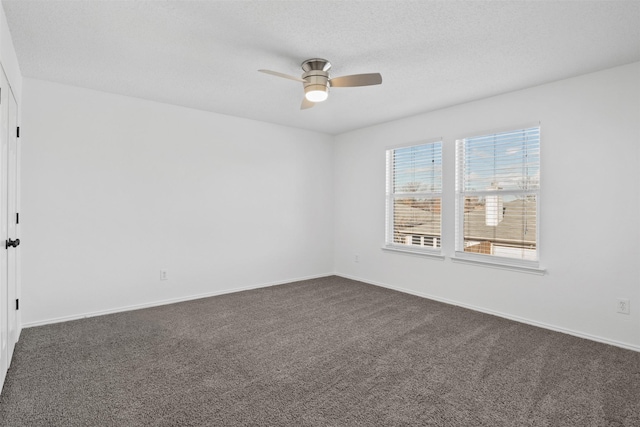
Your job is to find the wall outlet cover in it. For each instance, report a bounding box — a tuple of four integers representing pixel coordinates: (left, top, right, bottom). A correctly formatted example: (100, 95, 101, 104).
(617, 298, 630, 315)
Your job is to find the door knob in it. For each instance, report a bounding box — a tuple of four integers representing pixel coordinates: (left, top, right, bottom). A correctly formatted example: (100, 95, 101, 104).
(5, 238, 19, 249)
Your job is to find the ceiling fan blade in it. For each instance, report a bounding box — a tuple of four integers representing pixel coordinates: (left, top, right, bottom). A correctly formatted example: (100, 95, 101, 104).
(258, 69, 307, 83)
(329, 73, 382, 87)
(301, 97, 315, 110)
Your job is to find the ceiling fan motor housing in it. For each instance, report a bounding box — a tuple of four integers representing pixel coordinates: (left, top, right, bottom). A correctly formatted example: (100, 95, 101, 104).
(302, 59, 331, 100)
(303, 70, 329, 93)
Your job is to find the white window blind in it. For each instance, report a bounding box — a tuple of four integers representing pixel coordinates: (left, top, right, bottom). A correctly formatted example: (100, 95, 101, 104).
(386, 141, 442, 251)
(455, 127, 540, 262)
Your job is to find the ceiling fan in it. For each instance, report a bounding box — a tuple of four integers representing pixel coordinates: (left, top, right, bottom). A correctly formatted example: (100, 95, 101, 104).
(259, 58, 382, 109)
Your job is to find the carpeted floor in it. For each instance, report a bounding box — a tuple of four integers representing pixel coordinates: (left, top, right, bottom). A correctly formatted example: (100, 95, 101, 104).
(1, 276, 639, 426)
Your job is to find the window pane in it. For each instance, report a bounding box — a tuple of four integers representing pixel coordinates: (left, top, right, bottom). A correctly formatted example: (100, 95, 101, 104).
(456, 126, 540, 263)
(387, 140, 442, 251)
(463, 128, 540, 192)
(462, 195, 536, 260)
(393, 197, 441, 247)
(393, 143, 442, 193)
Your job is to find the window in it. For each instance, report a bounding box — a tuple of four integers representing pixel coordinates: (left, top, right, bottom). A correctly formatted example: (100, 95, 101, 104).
(386, 141, 442, 253)
(455, 127, 540, 264)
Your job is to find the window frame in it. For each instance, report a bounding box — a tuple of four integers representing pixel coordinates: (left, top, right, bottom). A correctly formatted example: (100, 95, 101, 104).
(384, 138, 444, 258)
(453, 125, 542, 272)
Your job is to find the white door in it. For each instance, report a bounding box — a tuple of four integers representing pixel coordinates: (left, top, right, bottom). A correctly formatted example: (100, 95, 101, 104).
(0, 66, 18, 392)
(6, 83, 18, 361)
(0, 67, 8, 390)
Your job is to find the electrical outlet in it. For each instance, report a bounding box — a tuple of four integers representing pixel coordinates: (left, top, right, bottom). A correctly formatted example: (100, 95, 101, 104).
(354, 254, 360, 263)
(617, 298, 630, 315)
(160, 269, 168, 281)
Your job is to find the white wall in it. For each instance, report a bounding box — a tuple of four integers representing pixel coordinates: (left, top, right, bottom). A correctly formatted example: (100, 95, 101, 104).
(21, 79, 334, 325)
(0, 4, 21, 104)
(334, 62, 640, 350)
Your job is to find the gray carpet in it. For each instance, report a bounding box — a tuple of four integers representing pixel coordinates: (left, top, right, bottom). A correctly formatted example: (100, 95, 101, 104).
(1, 276, 639, 426)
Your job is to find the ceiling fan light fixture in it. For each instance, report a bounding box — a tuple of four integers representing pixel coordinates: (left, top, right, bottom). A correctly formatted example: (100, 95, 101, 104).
(304, 86, 328, 102)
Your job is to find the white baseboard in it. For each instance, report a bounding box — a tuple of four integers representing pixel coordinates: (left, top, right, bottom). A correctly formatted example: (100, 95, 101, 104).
(21, 273, 334, 329)
(336, 273, 640, 353)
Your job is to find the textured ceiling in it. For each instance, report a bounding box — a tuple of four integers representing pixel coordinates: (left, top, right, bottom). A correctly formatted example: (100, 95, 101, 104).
(3, 1, 640, 135)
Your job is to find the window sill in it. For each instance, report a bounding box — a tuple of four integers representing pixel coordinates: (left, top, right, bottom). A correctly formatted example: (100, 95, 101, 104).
(451, 252, 545, 275)
(382, 245, 445, 260)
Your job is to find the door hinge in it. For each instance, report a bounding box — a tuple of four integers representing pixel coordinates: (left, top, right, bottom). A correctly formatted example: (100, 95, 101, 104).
(16, 299, 19, 310)
(16, 212, 19, 224)
(17, 126, 20, 138)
